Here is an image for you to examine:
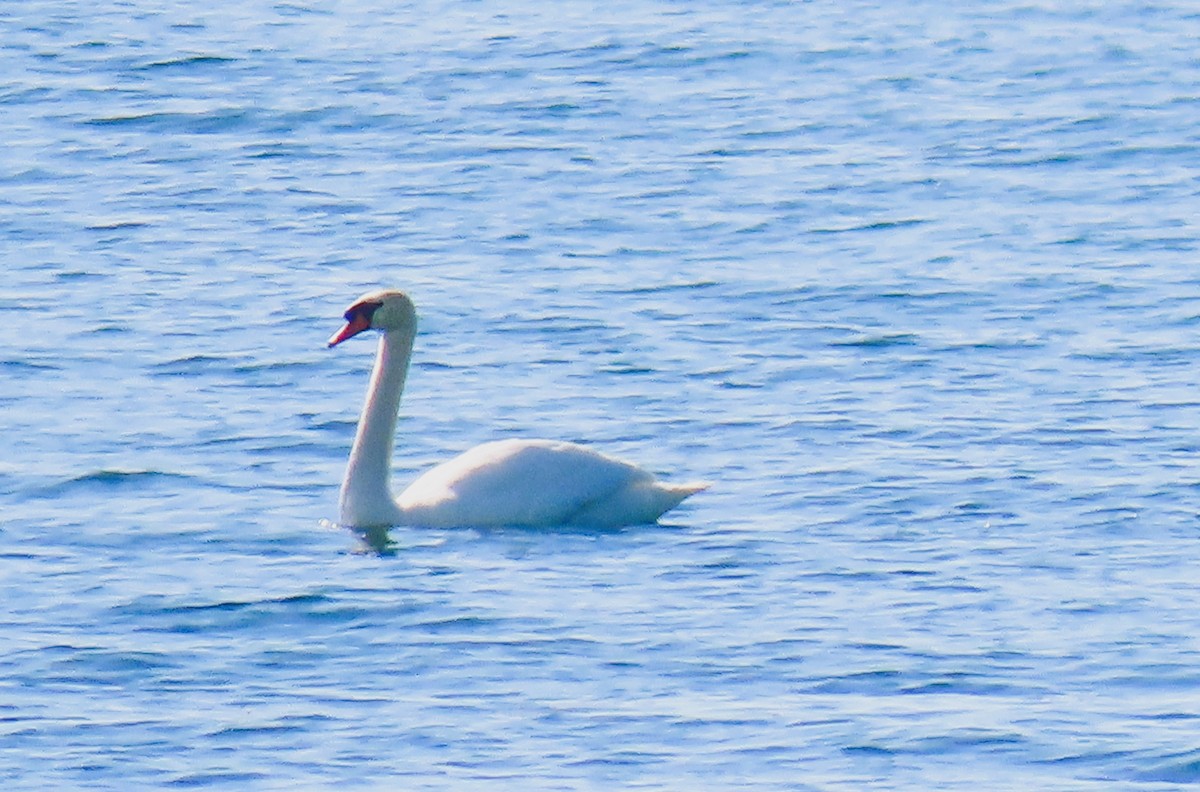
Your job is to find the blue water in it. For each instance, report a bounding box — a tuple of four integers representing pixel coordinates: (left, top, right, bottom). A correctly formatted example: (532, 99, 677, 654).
(4, 0, 1200, 788)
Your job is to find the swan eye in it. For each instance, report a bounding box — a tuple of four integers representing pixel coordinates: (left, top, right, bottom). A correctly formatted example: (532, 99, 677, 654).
(344, 301, 382, 324)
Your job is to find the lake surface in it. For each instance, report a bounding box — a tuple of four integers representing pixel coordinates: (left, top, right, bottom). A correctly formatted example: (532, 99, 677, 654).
(4, 1, 1200, 788)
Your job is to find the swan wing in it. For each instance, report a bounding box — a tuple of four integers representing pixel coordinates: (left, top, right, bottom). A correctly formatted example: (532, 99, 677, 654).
(396, 438, 661, 527)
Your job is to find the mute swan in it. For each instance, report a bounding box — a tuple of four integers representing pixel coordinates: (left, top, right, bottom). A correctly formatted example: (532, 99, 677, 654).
(328, 289, 706, 529)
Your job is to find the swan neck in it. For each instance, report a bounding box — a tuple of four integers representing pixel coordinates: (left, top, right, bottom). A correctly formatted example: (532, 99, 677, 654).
(340, 329, 413, 524)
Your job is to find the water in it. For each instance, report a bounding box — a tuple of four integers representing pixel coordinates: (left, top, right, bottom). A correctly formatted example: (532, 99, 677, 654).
(4, 0, 1200, 788)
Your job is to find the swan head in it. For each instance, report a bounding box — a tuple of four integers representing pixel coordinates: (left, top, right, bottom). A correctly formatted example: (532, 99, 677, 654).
(327, 289, 417, 347)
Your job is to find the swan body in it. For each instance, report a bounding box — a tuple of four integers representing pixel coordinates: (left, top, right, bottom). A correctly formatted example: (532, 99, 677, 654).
(329, 289, 705, 529)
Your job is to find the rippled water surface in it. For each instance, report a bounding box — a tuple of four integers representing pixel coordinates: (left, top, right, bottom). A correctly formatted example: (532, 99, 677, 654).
(5, 1, 1200, 788)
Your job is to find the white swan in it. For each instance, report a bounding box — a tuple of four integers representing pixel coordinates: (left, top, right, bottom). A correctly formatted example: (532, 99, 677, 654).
(328, 289, 706, 529)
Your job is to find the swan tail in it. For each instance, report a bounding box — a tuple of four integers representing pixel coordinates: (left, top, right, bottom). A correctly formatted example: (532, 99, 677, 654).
(639, 480, 709, 522)
(660, 481, 709, 506)
(569, 480, 709, 527)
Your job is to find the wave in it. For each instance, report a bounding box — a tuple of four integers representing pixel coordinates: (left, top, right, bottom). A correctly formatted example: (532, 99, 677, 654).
(29, 469, 198, 498)
(134, 54, 239, 72)
(85, 108, 255, 134)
